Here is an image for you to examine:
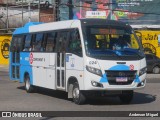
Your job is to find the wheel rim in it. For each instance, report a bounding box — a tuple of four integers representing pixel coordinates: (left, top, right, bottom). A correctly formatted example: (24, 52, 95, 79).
(25, 78, 30, 90)
(73, 87, 79, 99)
(153, 67, 160, 74)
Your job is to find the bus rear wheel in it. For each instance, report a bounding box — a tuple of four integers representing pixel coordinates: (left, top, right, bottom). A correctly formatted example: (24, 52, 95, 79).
(72, 82, 86, 105)
(25, 75, 34, 93)
(119, 90, 133, 104)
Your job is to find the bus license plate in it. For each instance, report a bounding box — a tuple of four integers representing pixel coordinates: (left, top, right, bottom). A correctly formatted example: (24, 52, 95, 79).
(116, 77, 128, 82)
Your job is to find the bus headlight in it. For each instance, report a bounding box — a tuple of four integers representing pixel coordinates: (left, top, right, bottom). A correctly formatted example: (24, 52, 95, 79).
(86, 65, 102, 77)
(91, 81, 103, 88)
(139, 67, 147, 76)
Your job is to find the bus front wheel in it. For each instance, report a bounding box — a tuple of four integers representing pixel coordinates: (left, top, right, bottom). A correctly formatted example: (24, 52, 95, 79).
(72, 82, 86, 105)
(25, 75, 34, 93)
(119, 90, 133, 104)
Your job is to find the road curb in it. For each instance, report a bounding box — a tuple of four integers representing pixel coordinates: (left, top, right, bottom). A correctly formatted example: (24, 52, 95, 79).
(146, 74, 160, 79)
(0, 65, 9, 72)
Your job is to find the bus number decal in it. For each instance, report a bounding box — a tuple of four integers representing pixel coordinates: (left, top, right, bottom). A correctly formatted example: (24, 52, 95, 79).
(89, 61, 97, 65)
(29, 53, 33, 64)
(130, 64, 134, 70)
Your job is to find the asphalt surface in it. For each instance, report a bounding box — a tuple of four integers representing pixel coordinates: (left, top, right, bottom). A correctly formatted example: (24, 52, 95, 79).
(0, 65, 160, 120)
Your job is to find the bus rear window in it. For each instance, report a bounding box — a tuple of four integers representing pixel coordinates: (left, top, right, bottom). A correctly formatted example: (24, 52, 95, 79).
(11, 35, 25, 52)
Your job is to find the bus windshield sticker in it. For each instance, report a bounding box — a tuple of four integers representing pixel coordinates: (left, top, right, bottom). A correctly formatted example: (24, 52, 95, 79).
(70, 58, 75, 67)
(66, 55, 69, 62)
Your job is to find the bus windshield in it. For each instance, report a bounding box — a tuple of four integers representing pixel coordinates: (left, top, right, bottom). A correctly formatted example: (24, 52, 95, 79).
(84, 26, 144, 60)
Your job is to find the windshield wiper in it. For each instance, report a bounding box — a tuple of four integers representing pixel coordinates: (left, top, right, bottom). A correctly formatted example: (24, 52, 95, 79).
(89, 49, 120, 57)
(122, 48, 142, 57)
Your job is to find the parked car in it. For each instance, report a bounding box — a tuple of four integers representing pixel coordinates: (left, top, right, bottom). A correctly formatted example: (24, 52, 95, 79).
(145, 53, 160, 74)
(15, 0, 29, 5)
(15, 0, 53, 8)
(31, 0, 53, 8)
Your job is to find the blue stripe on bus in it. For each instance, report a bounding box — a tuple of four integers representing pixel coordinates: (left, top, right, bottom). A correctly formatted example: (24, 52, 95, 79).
(100, 73, 108, 83)
(109, 65, 129, 70)
(9, 53, 12, 79)
(134, 75, 140, 83)
(100, 65, 140, 83)
(20, 52, 33, 85)
(13, 22, 43, 35)
(9, 52, 21, 80)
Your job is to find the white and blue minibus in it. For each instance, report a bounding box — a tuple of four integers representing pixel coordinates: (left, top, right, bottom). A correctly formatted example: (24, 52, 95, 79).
(9, 19, 147, 104)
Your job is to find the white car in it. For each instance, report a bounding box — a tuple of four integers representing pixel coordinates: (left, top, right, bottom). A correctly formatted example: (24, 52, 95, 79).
(15, 0, 53, 7)
(31, 0, 53, 8)
(15, 0, 30, 5)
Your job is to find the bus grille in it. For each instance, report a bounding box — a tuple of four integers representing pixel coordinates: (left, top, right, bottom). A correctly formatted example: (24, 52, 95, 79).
(105, 70, 137, 85)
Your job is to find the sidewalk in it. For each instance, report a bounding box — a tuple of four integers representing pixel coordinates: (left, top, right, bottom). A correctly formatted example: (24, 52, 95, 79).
(0, 65, 9, 72)
(146, 74, 160, 79)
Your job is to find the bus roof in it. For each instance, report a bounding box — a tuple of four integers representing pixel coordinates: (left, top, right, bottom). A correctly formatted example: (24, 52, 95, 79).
(13, 19, 132, 35)
(80, 19, 131, 28)
(78, 19, 132, 32)
(13, 22, 43, 35)
(29, 19, 80, 33)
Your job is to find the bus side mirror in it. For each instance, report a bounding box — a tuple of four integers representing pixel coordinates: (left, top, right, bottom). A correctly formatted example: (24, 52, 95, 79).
(135, 31, 142, 41)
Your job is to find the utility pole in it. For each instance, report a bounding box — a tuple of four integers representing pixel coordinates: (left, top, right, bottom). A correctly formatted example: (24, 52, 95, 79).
(28, 1, 31, 22)
(22, 0, 24, 26)
(55, 0, 60, 21)
(80, 0, 82, 18)
(53, 1, 55, 21)
(68, 0, 73, 20)
(38, 0, 40, 22)
(110, 0, 112, 20)
(6, 0, 9, 32)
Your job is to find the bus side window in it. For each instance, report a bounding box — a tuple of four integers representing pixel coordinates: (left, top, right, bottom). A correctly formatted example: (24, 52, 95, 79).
(33, 33, 43, 52)
(68, 29, 82, 56)
(31, 34, 36, 51)
(41, 33, 47, 52)
(46, 32, 57, 52)
(11, 35, 25, 52)
(56, 31, 69, 53)
(24, 34, 32, 51)
(11, 37, 17, 52)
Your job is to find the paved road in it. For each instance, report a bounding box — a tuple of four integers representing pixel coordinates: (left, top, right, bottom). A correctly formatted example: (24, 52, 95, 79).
(0, 65, 160, 120)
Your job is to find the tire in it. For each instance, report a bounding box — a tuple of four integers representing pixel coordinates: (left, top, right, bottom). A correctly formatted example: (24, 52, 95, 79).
(152, 66, 160, 74)
(72, 82, 86, 105)
(24, 75, 34, 93)
(119, 90, 133, 104)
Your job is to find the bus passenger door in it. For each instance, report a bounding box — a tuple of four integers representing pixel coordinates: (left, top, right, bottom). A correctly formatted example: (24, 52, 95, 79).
(46, 53, 56, 89)
(56, 52, 65, 90)
(10, 36, 24, 80)
(45, 32, 57, 89)
(55, 31, 69, 90)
